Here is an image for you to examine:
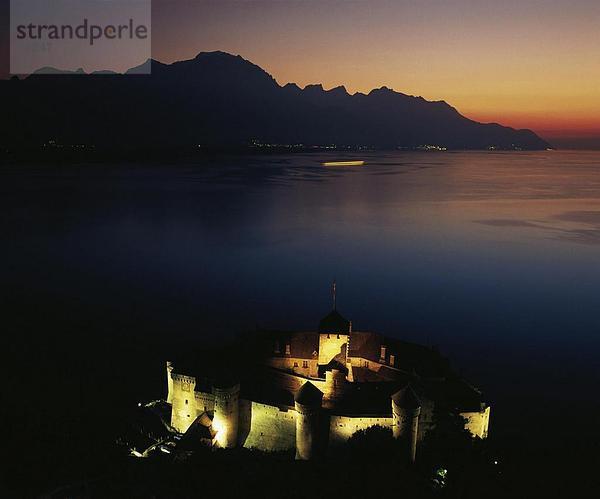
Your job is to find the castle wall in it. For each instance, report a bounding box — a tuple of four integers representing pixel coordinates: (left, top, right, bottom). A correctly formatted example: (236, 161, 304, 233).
(168, 363, 487, 458)
(166, 362, 174, 404)
(328, 414, 393, 446)
(240, 400, 297, 452)
(194, 390, 215, 414)
(318, 334, 348, 364)
(461, 406, 491, 438)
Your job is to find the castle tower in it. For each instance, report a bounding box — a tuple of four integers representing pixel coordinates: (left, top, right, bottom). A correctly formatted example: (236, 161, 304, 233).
(166, 361, 174, 404)
(212, 382, 240, 449)
(294, 381, 323, 460)
(391, 385, 421, 463)
(324, 368, 347, 403)
(318, 309, 350, 365)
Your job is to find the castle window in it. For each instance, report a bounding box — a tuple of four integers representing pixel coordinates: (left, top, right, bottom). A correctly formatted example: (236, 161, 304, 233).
(293, 361, 299, 368)
(185, 399, 188, 405)
(285, 344, 291, 355)
(337, 334, 340, 339)
(303, 360, 309, 369)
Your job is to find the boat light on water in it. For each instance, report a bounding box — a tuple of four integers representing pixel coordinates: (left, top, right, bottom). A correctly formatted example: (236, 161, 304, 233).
(322, 160, 365, 167)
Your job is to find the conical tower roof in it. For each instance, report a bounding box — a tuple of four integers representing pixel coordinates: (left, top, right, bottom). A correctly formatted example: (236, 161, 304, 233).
(318, 309, 350, 334)
(391, 384, 421, 410)
(295, 381, 324, 406)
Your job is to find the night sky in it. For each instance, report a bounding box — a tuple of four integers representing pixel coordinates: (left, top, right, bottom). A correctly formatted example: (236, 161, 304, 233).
(2, 0, 600, 141)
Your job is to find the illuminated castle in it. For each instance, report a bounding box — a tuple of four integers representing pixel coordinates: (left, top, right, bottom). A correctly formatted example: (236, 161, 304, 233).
(166, 303, 490, 461)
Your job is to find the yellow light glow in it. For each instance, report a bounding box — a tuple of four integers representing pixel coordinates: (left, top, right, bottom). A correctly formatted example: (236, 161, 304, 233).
(322, 161, 365, 167)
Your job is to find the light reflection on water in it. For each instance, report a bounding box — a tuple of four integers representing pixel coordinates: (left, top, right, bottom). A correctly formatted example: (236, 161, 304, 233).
(2, 150, 600, 433)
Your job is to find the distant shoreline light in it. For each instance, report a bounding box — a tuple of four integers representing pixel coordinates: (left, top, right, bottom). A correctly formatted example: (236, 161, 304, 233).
(322, 160, 365, 167)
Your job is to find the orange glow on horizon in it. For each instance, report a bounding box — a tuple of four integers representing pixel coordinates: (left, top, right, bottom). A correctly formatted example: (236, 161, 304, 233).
(151, 0, 600, 139)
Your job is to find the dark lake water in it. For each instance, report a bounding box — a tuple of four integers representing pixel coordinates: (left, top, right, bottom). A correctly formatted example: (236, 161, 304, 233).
(3, 150, 600, 447)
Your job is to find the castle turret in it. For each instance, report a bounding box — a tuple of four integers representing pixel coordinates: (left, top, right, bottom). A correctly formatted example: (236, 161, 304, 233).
(166, 361, 174, 404)
(391, 385, 421, 463)
(212, 382, 240, 448)
(294, 381, 323, 460)
(324, 368, 347, 403)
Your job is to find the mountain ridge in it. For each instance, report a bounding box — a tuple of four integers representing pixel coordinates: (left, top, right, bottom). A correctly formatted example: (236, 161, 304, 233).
(1, 51, 550, 151)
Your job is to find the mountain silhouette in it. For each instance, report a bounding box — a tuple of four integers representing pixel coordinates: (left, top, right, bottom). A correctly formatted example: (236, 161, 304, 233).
(0, 51, 550, 151)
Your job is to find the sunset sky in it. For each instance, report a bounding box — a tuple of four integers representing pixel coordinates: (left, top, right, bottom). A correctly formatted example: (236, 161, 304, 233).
(151, 0, 600, 140)
(2, 0, 599, 141)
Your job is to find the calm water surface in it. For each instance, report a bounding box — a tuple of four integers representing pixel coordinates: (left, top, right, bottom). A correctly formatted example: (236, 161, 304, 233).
(3, 150, 600, 436)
